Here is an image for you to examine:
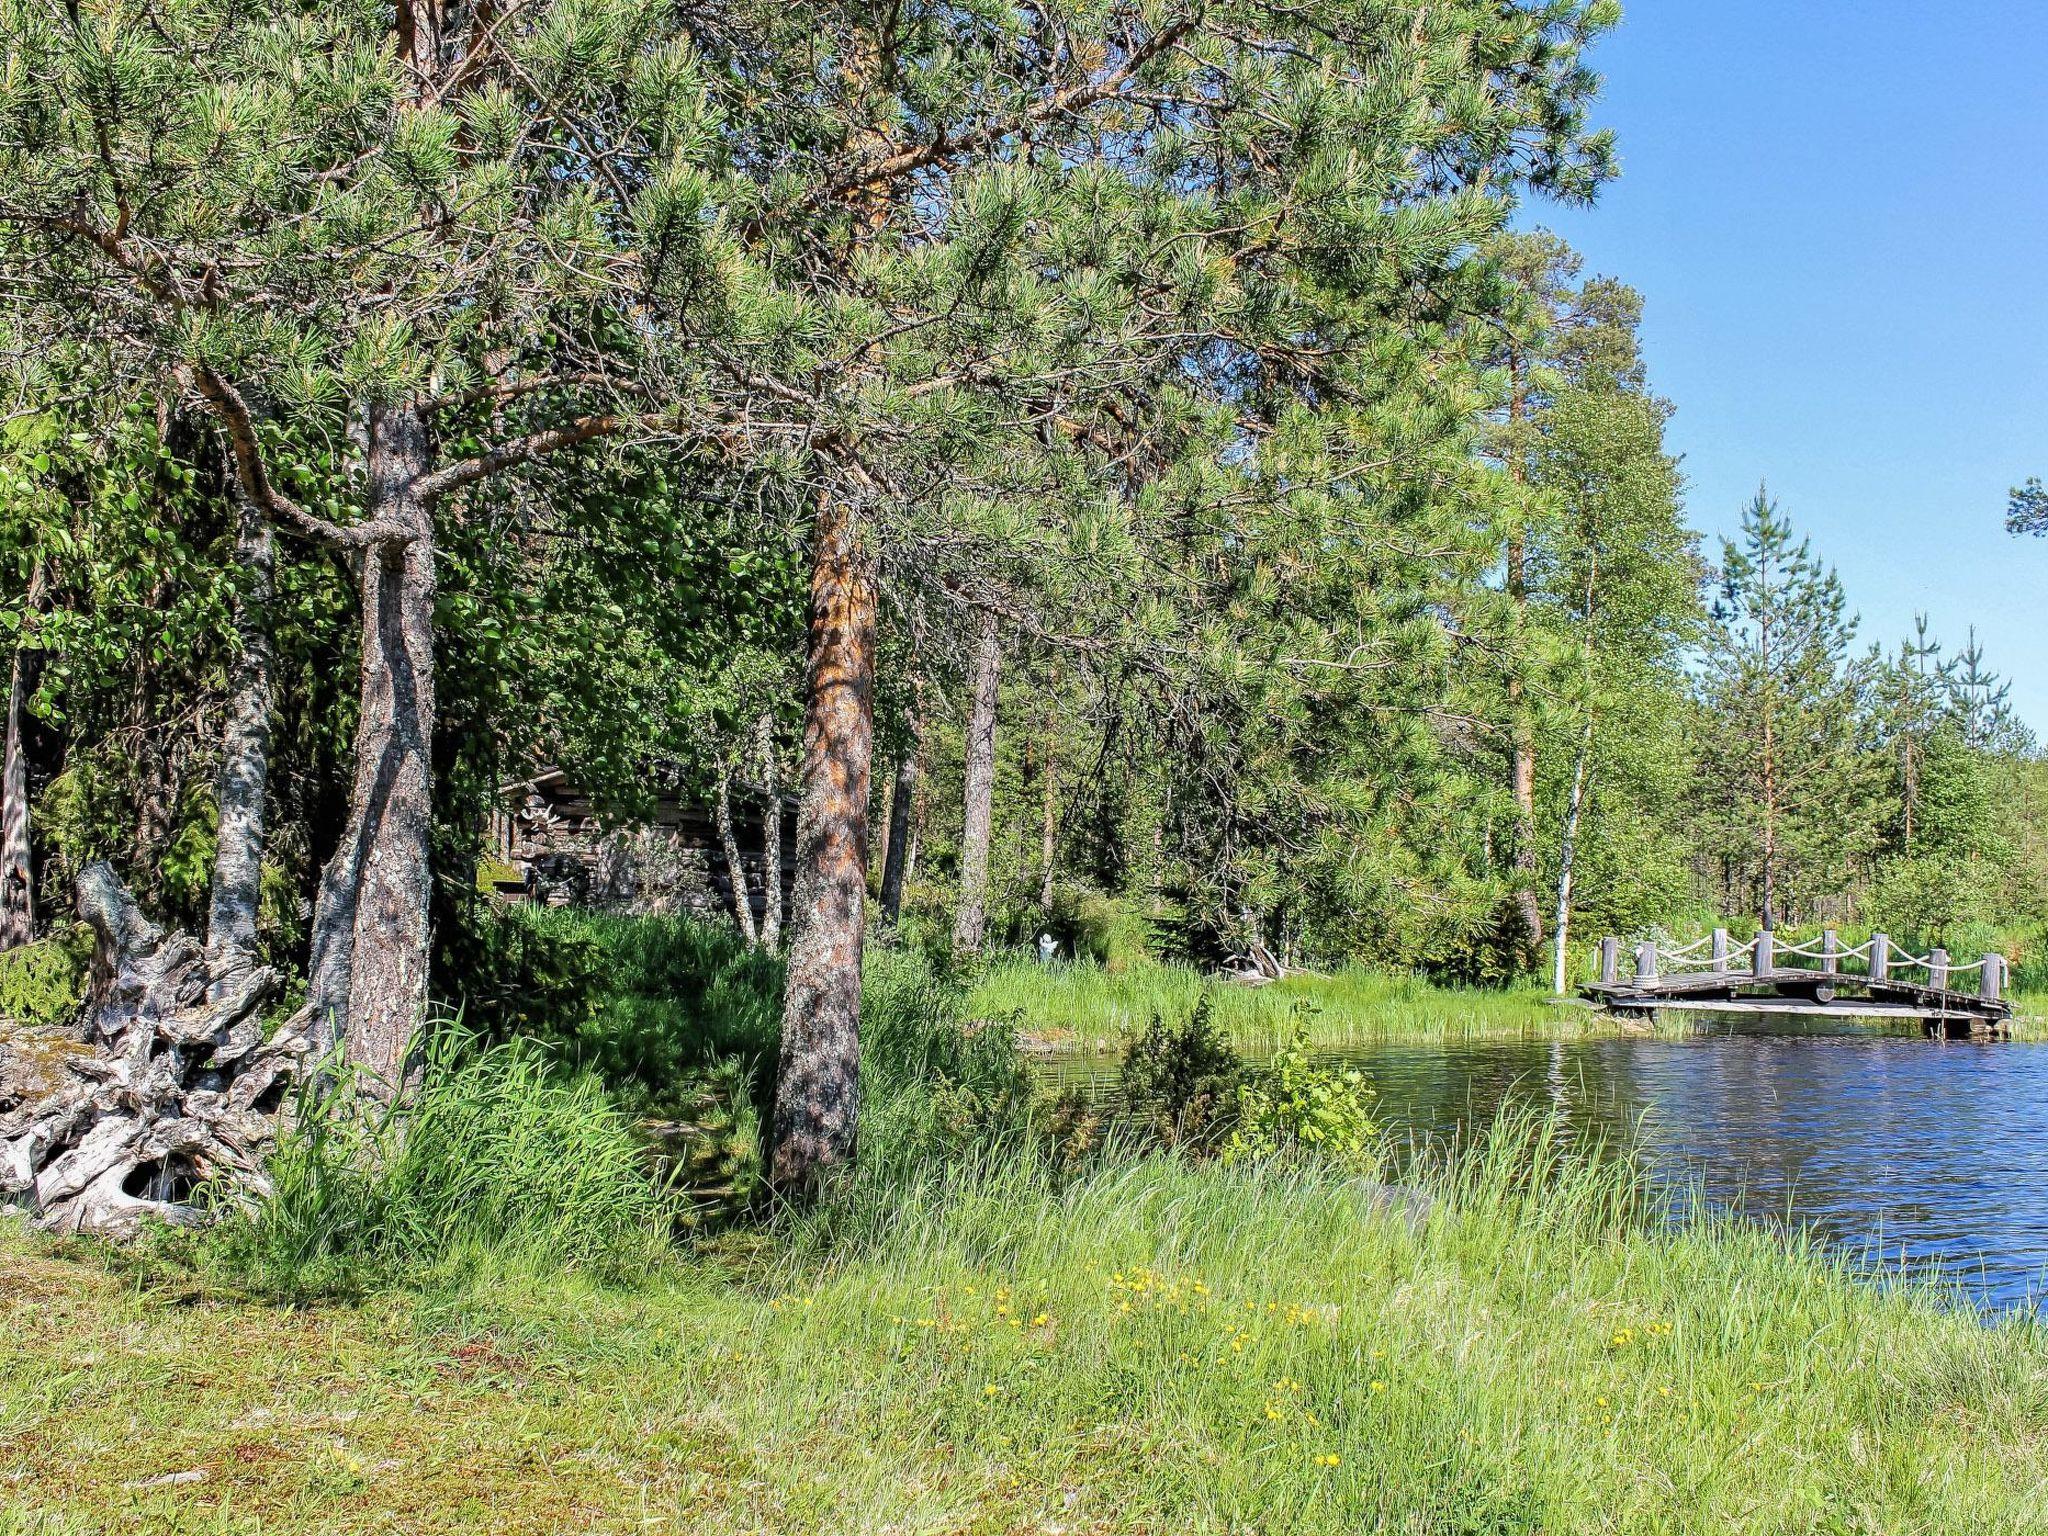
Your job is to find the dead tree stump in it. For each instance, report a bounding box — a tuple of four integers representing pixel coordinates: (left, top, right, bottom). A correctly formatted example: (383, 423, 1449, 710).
(0, 862, 310, 1236)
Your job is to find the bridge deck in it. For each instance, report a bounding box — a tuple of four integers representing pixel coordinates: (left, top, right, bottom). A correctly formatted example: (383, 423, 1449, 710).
(1585, 967, 2012, 1024)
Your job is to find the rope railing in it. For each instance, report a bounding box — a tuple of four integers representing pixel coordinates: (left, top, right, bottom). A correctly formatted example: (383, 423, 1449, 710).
(1596, 925, 2010, 1003)
(1774, 938, 1834, 960)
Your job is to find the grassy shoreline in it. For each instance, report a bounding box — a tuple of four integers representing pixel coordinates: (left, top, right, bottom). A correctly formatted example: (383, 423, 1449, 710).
(7, 1129, 2046, 1534)
(968, 959, 1598, 1053)
(966, 957, 2048, 1054)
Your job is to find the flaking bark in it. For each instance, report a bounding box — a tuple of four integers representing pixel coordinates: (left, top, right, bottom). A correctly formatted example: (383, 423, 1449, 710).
(305, 403, 437, 1093)
(769, 484, 875, 1192)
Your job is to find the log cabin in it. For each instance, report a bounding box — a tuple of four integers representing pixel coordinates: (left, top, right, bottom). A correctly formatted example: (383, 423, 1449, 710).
(490, 767, 796, 926)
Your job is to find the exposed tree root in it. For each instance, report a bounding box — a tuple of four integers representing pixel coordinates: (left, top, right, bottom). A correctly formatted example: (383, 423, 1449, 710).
(0, 863, 309, 1236)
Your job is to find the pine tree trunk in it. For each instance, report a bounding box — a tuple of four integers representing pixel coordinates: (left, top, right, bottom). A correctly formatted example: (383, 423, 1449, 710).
(204, 494, 275, 987)
(1505, 360, 1542, 964)
(1, 562, 44, 952)
(952, 608, 1001, 955)
(770, 482, 876, 1191)
(878, 697, 922, 926)
(1550, 714, 1594, 995)
(305, 403, 437, 1093)
(755, 709, 782, 949)
(715, 760, 758, 946)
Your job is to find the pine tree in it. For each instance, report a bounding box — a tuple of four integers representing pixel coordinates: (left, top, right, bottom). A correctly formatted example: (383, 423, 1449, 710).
(1695, 490, 1875, 928)
(1948, 627, 2026, 752)
(0, 0, 751, 1086)
(693, 2, 1618, 1184)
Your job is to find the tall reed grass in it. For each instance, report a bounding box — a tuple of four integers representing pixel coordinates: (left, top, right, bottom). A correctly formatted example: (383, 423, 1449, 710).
(969, 955, 1578, 1050)
(195, 1032, 677, 1297)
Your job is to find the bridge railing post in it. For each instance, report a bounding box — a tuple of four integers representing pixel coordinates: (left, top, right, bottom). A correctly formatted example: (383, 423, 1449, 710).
(1822, 928, 1839, 974)
(1712, 927, 1729, 971)
(1982, 952, 2005, 1004)
(1930, 947, 1949, 993)
(1869, 932, 1889, 982)
(1635, 940, 1659, 985)
(1753, 930, 1774, 977)
(1599, 937, 1620, 986)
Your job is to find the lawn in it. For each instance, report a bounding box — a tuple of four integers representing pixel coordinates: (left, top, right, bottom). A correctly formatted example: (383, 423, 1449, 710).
(6, 1133, 2046, 1534)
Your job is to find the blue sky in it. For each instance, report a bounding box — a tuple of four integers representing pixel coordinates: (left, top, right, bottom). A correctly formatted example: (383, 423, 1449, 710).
(1533, 1, 2048, 727)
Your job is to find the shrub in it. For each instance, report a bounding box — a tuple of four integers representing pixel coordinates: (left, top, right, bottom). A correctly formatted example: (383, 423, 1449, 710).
(0, 927, 88, 1028)
(1222, 1027, 1379, 1169)
(441, 904, 783, 1121)
(1004, 887, 1159, 971)
(1117, 999, 1244, 1152)
(474, 856, 524, 892)
(434, 897, 608, 1048)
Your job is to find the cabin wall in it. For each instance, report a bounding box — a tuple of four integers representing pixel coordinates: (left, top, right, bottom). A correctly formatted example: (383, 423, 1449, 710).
(496, 776, 797, 925)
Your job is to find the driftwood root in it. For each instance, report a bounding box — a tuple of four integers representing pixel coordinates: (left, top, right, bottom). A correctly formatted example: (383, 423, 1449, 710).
(0, 862, 310, 1237)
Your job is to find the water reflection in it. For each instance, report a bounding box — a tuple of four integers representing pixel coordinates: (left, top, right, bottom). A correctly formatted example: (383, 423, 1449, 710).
(1039, 1015, 2048, 1311)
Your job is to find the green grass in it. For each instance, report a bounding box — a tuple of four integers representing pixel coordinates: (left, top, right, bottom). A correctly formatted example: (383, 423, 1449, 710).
(9, 917, 2044, 1530)
(968, 956, 1591, 1052)
(6, 1117, 2046, 1533)
(180, 1032, 683, 1299)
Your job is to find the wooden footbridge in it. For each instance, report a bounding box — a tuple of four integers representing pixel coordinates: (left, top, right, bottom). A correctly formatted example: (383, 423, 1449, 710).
(1585, 929, 2013, 1036)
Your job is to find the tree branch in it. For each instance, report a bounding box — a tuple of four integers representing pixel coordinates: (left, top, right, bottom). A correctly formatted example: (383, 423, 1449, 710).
(422, 371, 617, 415)
(181, 364, 416, 549)
(761, 13, 1198, 231)
(414, 414, 629, 499)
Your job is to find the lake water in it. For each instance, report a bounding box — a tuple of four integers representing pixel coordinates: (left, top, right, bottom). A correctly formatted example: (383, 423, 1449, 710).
(1039, 1016, 2048, 1312)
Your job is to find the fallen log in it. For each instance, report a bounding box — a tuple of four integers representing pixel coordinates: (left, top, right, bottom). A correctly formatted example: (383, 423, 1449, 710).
(0, 862, 311, 1237)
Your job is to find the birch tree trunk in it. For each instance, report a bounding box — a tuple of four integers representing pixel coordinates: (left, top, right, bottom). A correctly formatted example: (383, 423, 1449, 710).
(204, 492, 276, 987)
(305, 403, 438, 1093)
(0, 562, 44, 952)
(1038, 731, 1057, 910)
(715, 760, 758, 945)
(1550, 714, 1594, 995)
(755, 709, 782, 949)
(952, 608, 1001, 955)
(770, 481, 876, 1191)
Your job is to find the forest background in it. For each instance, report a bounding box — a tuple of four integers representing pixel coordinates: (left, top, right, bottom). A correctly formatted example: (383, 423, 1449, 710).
(3, 0, 2046, 1144)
